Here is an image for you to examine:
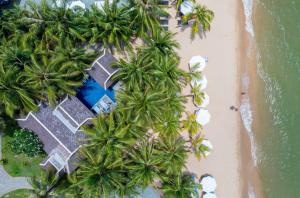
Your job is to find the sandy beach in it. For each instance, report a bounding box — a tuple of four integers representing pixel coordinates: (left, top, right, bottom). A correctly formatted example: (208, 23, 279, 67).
(168, 0, 243, 197)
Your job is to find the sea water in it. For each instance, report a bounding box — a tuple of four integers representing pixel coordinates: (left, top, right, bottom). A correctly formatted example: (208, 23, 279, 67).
(242, 0, 300, 197)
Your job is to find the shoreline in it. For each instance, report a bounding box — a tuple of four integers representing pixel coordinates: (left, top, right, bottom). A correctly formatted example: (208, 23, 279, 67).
(169, 0, 243, 196)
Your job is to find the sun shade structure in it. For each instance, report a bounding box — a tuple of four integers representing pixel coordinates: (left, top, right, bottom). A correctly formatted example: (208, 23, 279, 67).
(86, 49, 118, 90)
(189, 56, 206, 72)
(67, 0, 86, 9)
(200, 175, 217, 193)
(195, 109, 211, 126)
(201, 139, 213, 157)
(203, 192, 217, 198)
(191, 75, 207, 90)
(194, 92, 209, 108)
(180, 0, 194, 15)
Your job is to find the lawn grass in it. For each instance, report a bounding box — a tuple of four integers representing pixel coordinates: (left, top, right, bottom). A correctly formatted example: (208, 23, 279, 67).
(0, 189, 31, 198)
(1, 134, 45, 177)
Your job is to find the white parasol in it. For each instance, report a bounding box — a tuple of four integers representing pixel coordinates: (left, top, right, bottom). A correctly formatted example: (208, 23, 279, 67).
(195, 109, 211, 126)
(189, 56, 206, 72)
(200, 175, 217, 193)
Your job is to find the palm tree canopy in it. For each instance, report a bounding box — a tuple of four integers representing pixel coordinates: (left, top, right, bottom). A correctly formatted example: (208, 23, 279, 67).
(0, 65, 38, 116)
(83, 112, 146, 160)
(160, 174, 200, 198)
(86, 0, 135, 52)
(24, 53, 83, 106)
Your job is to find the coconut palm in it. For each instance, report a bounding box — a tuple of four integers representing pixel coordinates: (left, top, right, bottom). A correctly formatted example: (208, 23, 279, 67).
(117, 88, 170, 125)
(0, 40, 32, 69)
(155, 137, 188, 175)
(24, 53, 82, 107)
(129, 0, 167, 36)
(127, 140, 160, 188)
(153, 56, 187, 92)
(53, 37, 97, 72)
(190, 135, 211, 159)
(182, 112, 202, 137)
(183, 4, 214, 38)
(154, 111, 181, 137)
(112, 54, 154, 91)
(71, 147, 130, 197)
(28, 169, 59, 198)
(160, 173, 200, 198)
(190, 84, 205, 106)
(82, 112, 146, 160)
(86, 0, 135, 52)
(140, 29, 179, 59)
(0, 65, 38, 116)
(20, 0, 85, 49)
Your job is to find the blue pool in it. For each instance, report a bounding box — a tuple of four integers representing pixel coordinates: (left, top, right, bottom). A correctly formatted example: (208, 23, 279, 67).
(76, 77, 115, 109)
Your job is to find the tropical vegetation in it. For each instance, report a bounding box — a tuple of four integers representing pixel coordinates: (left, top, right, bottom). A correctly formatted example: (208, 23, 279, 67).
(10, 128, 44, 157)
(0, 0, 215, 197)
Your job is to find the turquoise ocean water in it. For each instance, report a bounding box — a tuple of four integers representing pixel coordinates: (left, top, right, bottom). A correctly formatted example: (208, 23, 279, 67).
(242, 0, 300, 197)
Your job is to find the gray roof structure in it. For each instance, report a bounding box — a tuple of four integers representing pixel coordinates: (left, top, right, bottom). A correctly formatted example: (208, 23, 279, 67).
(17, 95, 94, 174)
(86, 49, 118, 89)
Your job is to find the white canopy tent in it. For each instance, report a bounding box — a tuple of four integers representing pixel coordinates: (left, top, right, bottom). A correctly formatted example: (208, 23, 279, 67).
(195, 109, 211, 126)
(194, 92, 209, 108)
(67, 0, 85, 10)
(203, 192, 217, 198)
(200, 175, 217, 193)
(189, 56, 206, 72)
(201, 139, 213, 157)
(191, 75, 207, 91)
(179, 1, 194, 15)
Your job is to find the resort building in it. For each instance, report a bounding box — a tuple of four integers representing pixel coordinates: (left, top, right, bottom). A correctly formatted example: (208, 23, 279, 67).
(16, 50, 119, 174)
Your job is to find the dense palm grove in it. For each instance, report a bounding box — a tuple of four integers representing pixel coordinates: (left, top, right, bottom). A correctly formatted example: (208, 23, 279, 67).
(0, 0, 214, 197)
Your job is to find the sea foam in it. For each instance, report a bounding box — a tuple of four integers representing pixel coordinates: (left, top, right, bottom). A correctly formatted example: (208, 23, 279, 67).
(242, 0, 255, 37)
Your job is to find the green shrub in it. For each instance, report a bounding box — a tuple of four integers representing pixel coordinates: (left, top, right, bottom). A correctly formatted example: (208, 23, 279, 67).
(10, 129, 44, 157)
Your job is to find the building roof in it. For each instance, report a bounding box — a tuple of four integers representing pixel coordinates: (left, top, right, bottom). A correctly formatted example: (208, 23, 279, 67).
(86, 49, 118, 89)
(17, 95, 94, 173)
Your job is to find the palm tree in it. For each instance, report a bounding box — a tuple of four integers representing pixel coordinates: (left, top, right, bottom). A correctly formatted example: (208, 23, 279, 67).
(53, 37, 97, 73)
(190, 84, 205, 106)
(28, 169, 59, 198)
(152, 56, 187, 92)
(86, 0, 135, 52)
(112, 54, 154, 91)
(82, 112, 146, 161)
(181, 112, 202, 137)
(20, 0, 85, 49)
(155, 137, 188, 175)
(139, 29, 179, 59)
(71, 147, 130, 197)
(0, 40, 32, 69)
(154, 111, 181, 137)
(160, 173, 200, 198)
(24, 53, 82, 107)
(127, 140, 160, 188)
(0, 65, 38, 116)
(129, 0, 167, 36)
(190, 135, 211, 160)
(183, 4, 214, 38)
(117, 88, 170, 125)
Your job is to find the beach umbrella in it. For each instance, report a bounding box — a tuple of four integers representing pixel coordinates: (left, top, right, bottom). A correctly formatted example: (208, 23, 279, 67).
(200, 175, 217, 193)
(203, 192, 217, 198)
(67, 0, 85, 9)
(201, 139, 213, 157)
(189, 56, 206, 72)
(195, 109, 211, 126)
(191, 75, 207, 90)
(194, 92, 209, 108)
(179, 0, 194, 15)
